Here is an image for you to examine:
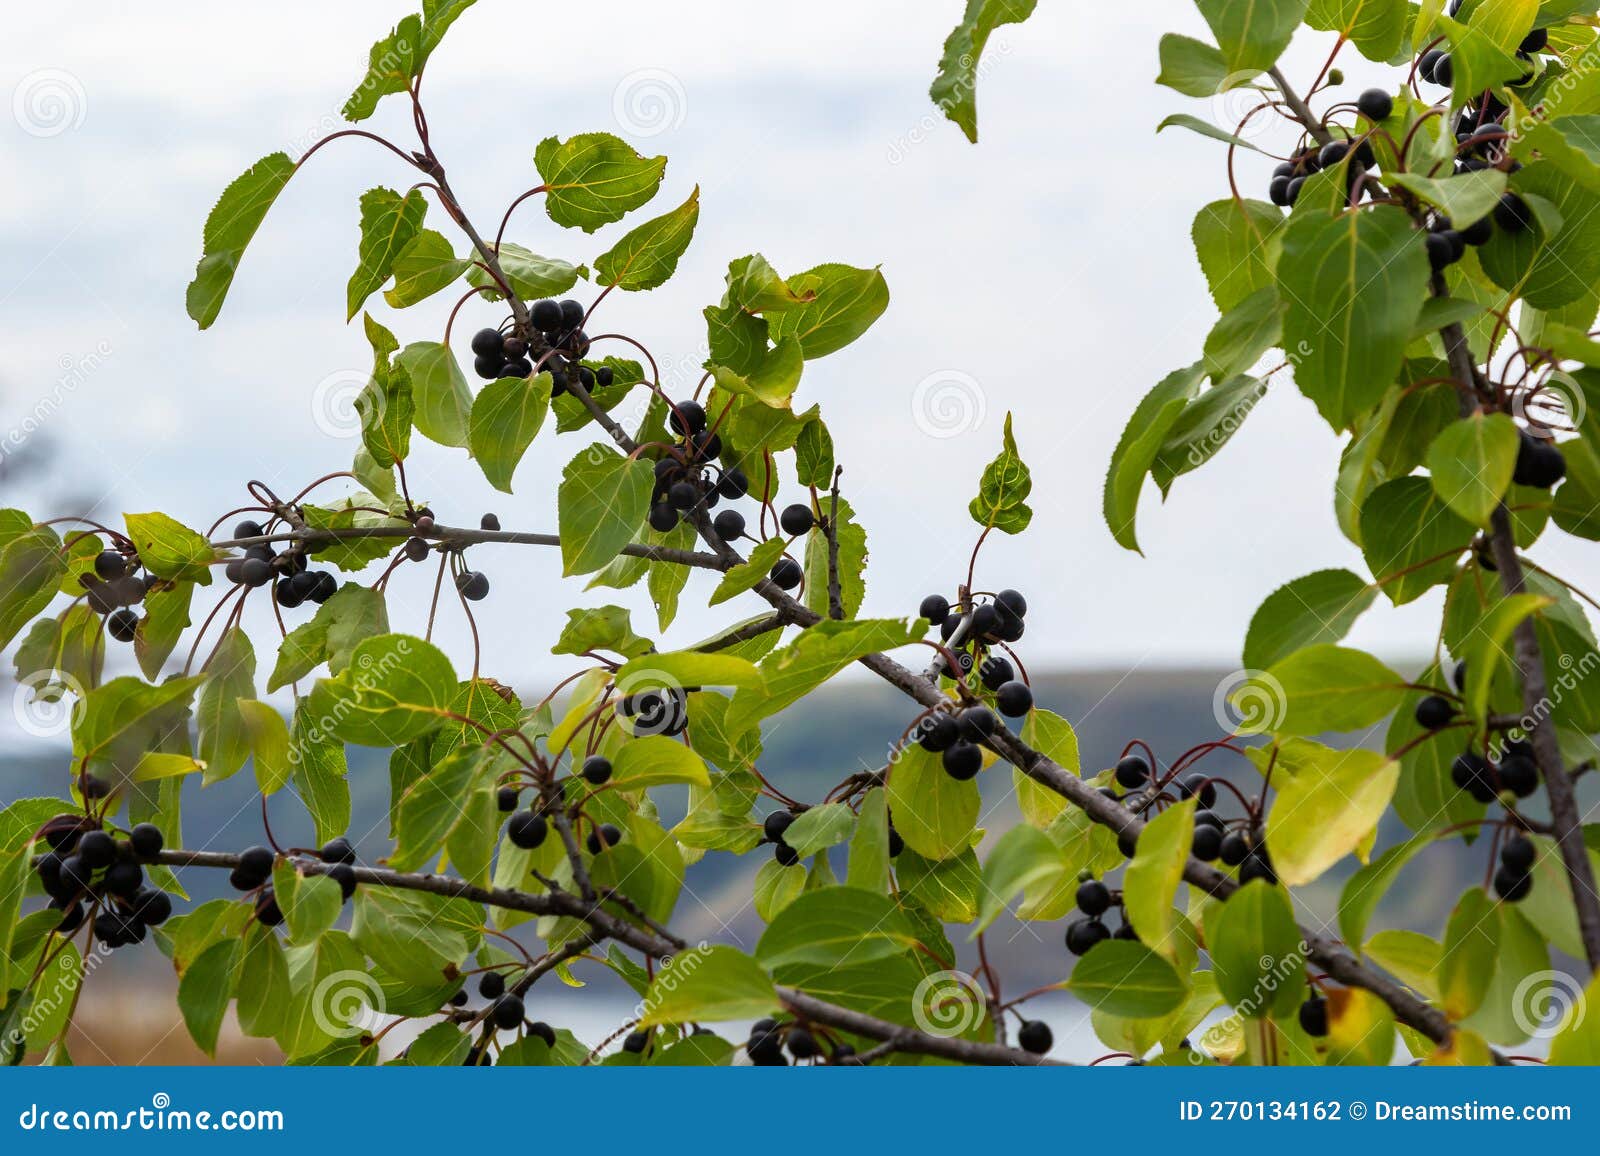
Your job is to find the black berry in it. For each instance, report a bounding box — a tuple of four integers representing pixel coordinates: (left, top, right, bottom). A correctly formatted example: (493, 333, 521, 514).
(1415, 695, 1457, 730)
(1065, 917, 1110, 956)
(942, 742, 983, 780)
(508, 810, 548, 850)
(779, 504, 814, 536)
(995, 680, 1033, 718)
(1076, 879, 1111, 916)
(581, 755, 613, 785)
(1018, 1019, 1052, 1054)
(456, 571, 490, 601)
(1356, 88, 1393, 121)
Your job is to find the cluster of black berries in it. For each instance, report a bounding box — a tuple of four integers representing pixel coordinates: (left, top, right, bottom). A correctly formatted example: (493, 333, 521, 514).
(1493, 831, 1536, 902)
(473, 970, 539, 1031)
(226, 520, 337, 608)
(403, 510, 498, 601)
(914, 589, 1034, 775)
(648, 401, 745, 522)
(1105, 754, 1276, 883)
(1063, 875, 1140, 955)
(746, 1018, 853, 1065)
(915, 704, 1001, 782)
(585, 822, 624, 856)
(82, 549, 152, 644)
(34, 821, 171, 947)
(619, 684, 689, 738)
(228, 837, 358, 926)
(469, 299, 612, 397)
(1451, 738, 1539, 802)
(1417, 3, 1547, 95)
(1267, 129, 1376, 207)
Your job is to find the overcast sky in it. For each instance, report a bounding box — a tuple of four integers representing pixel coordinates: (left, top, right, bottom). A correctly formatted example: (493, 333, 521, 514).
(2, 1, 1576, 692)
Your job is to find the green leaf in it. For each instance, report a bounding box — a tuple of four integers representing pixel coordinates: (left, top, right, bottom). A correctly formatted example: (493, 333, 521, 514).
(1276, 203, 1431, 430)
(177, 940, 238, 1057)
(757, 887, 918, 971)
(846, 787, 891, 894)
(1242, 644, 1407, 736)
(350, 888, 478, 987)
(1202, 286, 1282, 380)
(1438, 12, 1531, 109)
(534, 133, 667, 232)
(1015, 709, 1080, 827)
(347, 187, 427, 320)
(1391, 169, 1508, 228)
(1242, 569, 1377, 671)
(1066, 941, 1188, 1018)
(968, 412, 1032, 534)
(1104, 363, 1204, 553)
(767, 264, 890, 359)
(929, 0, 1037, 142)
(707, 538, 787, 606)
(780, 803, 855, 858)
(186, 152, 295, 328)
(123, 512, 215, 584)
(465, 243, 586, 301)
(0, 529, 66, 650)
(342, 15, 420, 122)
(1479, 161, 1600, 308)
(802, 496, 867, 619)
(638, 946, 776, 1026)
(1206, 880, 1305, 1018)
(290, 705, 350, 845)
(196, 627, 255, 786)
(896, 845, 982, 923)
(1439, 887, 1500, 1019)
(1123, 798, 1195, 960)
(725, 617, 924, 733)
(594, 187, 700, 291)
(615, 650, 763, 692)
(469, 371, 552, 493)
(359, 316, 414, 469)
(383, 228, 470, 308)
(754, 858, 807, 921)
(1306, 0, 1409, 62)
(1150, 373, 1267, 493)
(1461, 592, 1550, 725)
(304, 633, 457, 746)
(1254, 737, 1399, 886)
(557, 444, 655, 575)
(392, 748, 494, 871)
(1325, 986, 1397, 1065)
(1425, 412, 1520, 526)
(1339, 829, 1441, 950)
(135, 581, 193, 680)
(1156, 113, 1267, 153)
(268, 582, 389, 691)
(974, 824, 1072, 933)
(885, 743, 979, 861)
(1156, 33, 1235, 98)
(1360, 476, 1473, 604)
(1196, 0, 1309, 76)
(395, 342, 473, 449)
(611, 736, 712, 789)
(273, 860, 343, 945)
(552, 605, 653, 660)
(237, 699, 292, 795)
(1193, 198, 1282, 313)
